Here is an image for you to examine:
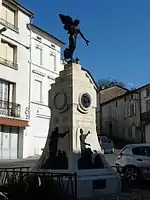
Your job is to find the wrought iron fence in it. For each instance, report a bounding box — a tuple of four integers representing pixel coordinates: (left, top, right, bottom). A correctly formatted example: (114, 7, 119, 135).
(0, 166, 150, 200)
(0, 57, 18, 70)
(141, 111, 150, 119)
(0, 167, 77, 200)
(0, 100, 21, 118)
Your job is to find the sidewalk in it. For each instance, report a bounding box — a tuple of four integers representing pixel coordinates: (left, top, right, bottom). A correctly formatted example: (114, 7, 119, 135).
(98, 190, 150, 200)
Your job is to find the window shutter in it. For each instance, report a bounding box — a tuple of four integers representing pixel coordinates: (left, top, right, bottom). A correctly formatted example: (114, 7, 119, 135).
(1, 5, 7, 21)
(6, 44, 14, 63)
(0, 41, 7, 60)
(6, 7, 15, 25)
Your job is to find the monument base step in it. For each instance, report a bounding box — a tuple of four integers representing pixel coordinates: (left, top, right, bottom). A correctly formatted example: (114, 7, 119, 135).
(76, 173, 121, 199)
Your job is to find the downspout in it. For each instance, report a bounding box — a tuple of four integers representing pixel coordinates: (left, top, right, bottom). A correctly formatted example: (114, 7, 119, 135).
(28, 16, 34, 119)
(139, 90, 144, 143)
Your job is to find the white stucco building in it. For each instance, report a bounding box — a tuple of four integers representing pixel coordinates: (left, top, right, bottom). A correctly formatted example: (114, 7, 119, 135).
(0, 0, 33, 159)
(25, 24, 64, 157)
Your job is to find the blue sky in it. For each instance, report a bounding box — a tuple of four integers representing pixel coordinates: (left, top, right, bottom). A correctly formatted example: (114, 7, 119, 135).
(20, 0, 150, 88)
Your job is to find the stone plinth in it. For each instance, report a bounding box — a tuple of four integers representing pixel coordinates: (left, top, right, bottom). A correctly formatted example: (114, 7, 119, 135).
(34, 63, 121, 198)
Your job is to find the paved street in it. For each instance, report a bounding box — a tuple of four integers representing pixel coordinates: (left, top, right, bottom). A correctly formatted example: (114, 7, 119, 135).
(104, 149, 120, 166)
(0, 149, 119, 168)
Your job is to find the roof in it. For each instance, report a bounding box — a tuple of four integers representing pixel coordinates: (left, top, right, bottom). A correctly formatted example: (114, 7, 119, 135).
(98, 84, 129, 92)
(101, 88, 138, 105)
(101, 83, 150, 106)
(135, 84, 150, 91)
(3, 0, 34, 17)
(27, 24, 65, 46)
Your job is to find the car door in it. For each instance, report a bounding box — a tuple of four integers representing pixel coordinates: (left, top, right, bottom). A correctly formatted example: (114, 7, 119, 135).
(132, 146, 150, 168)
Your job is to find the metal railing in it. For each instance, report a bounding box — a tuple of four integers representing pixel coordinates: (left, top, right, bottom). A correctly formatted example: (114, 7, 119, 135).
(0, 18, 19, 32)
(0, 167, 77, 200)
(0, 57, 18, 70)
(0, 100, 21, 118)
(1, 166, 150, 200)
(141, 111, 150, 120)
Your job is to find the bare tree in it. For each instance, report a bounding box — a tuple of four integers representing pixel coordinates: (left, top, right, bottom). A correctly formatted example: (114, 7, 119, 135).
(97, 78, 125, 90)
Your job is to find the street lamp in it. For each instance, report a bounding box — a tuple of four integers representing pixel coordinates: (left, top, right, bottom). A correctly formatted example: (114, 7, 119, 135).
(0, 27, 7, 34)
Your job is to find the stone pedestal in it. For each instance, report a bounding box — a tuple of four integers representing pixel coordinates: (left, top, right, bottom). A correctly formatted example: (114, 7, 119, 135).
(34, 63, 121, 198)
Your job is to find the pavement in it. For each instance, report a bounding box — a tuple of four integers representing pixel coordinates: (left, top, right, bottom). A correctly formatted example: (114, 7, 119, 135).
(0, 150, 119, 169)
(0, 136, 125, 168)
(104, 149, 120, 166)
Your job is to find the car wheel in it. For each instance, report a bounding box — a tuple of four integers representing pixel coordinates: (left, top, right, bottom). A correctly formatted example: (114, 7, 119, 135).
(123, 166, 140, 181)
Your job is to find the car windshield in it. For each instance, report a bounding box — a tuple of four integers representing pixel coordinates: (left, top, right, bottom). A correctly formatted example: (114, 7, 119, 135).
(107, 137, 112, 143)
(101, 136, 111, 143)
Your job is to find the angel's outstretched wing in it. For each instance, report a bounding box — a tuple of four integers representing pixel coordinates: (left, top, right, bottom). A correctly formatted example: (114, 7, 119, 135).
(59, 14, 73, 31)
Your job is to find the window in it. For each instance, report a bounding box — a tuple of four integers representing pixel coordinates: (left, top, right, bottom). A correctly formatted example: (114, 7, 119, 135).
(33, 80, 42, 102)
(0, 81, 8, 102)
(124, 107, 127, 118)
(35, 46, 42, 66)
(1, 4, 18, 30)
(50, 53, 56, 71)
(146, 87, 150, 97)
(131, 103, 136, 116)
(132, 147, 150, 157)
(0, 40, 17, 69)
(0, 80, 16, 116)
(127, 103, 136, 117)
(116, 101, 118, 107)
(0, 80, 15, 102)
(146, 99, 150, 112)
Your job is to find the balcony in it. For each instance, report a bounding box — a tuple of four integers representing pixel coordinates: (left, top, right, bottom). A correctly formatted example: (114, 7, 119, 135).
(0, 57, 18, 70)
(0, 100, 21, 118)
(141, 111, 150, 120)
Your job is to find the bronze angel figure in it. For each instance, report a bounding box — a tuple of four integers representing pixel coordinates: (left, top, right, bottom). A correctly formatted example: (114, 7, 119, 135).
(59, 14, 89, 63)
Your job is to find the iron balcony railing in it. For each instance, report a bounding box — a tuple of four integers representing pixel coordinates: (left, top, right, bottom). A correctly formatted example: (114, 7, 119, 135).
(0, 57, 18, 70)
(0, 100, 21, 118)
(0, 18, 19, 32)
(141, 111, 150, 120)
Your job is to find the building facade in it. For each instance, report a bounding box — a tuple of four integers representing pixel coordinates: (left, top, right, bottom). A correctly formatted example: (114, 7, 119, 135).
(138, 84, 150, 143)
(100, 90, 141, 142)
(0, 0, 33, 159)
(97, 85, 129, 135)
(26, 24, 64, 157)
(99, 85, 128, 104)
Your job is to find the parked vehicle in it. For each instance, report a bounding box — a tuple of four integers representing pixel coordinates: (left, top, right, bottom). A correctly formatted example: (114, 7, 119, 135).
(115, 144, 150, 181)
(98, 136, 115, 154)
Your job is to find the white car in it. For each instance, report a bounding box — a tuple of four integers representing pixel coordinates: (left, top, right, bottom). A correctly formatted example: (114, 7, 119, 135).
(115, 144, 150, 180)
(98, 136, 115, 154)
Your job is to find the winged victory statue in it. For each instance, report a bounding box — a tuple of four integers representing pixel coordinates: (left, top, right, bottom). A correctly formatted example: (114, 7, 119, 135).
(59, 14, 89, 63)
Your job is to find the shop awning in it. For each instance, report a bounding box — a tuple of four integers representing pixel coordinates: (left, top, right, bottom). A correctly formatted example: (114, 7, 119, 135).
(0, 117, 29, 127)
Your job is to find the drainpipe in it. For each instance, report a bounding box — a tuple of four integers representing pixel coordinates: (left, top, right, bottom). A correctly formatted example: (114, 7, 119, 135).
(28, 16, 34, 119)
(138, 90, 144, 143)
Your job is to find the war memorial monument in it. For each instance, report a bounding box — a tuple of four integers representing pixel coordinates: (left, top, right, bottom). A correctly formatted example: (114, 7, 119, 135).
(33, 14, 121, 199)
